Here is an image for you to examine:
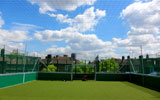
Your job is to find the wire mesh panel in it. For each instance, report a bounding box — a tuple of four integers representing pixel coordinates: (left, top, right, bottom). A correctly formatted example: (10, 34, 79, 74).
(120, 55, 160, 76)
(130, 58, 141, 73)
(70, 64, 96, 80)
(0, 48, 39, 88)
(73, 64, 95, 74)
(143, 58, 160, 75)
(95, 55, 160, 82)
(98, 58, 119, 73)
(0, 49, 39, 74)
(39, 61, 73, 80)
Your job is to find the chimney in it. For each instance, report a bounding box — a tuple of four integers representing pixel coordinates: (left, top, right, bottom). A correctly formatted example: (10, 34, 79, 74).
(122, 56, 125, 60)
(47, 54, 52, 59)
(71, 53, 76, 60)
(127, 56, 130, 59)
(146, 54, 149, 59)
(46, 54, 52, 65)
(64, 55, 68, 57)
(56, 55, 59, 58)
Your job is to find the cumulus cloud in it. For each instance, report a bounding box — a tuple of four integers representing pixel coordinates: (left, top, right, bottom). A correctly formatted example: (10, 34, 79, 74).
(44, 45, 117, 60)
(35, 27, 112, 50)
(71, 7, 106, 32)
(34, 26, 116, 59)
(46, 46, 72, 55)
(29, 0, 106, 32)
(31, 0, 160, 59)
(0, 15, 32, 51)
(121, 0, 160, 30)
(34, 0, 160, 59)
(28, 0, 96, 14)
(0, 29, 31, 51)
(49, 7, 106, 32)
(112, 0, 160, 56)
(28, 0, 110, 59)
(5, 43, 25, 51)
(0, 30, 31, 42)
(0, 18, 32, 43)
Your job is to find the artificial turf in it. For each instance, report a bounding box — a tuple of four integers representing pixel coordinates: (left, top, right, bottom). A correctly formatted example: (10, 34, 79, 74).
(0, 81, 160, 100)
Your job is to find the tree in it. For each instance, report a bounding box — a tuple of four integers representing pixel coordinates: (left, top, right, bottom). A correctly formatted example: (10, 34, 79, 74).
(99, 58, 119, 72)
(73, 62, 95, 73)
(42, 65, 57, 72)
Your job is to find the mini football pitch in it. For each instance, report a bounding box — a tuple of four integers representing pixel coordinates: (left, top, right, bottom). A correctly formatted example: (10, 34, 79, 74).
(0, 81, 160, 100)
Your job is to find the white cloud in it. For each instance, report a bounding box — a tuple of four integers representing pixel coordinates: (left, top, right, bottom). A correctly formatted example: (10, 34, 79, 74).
(49, 7, 106, 32)
(0, 17, 32, 43)
(5, 43, 25, 51)
(28, 0, 96, 14)
(34, 27, 116, 59)
(0, 30, 31, 42)
(121, 0, 160, 29)
(30, 0, 160, 59)
(127, 26, 159, 35)
(95, 9, 106, 18)
(44, 45, 117, 60)
(128, 34, 155, 45)
(112, 0, 160, 57)
(71, 7, 106, 32)
(35, 27, 112, 50)
(120, 1, 160, 48)
(28, 0, 109, 59)
(30, 0, 106, 32)
(11, 22, 42, 31)
(34, 0, 160, 59)
(46, 46, 72, 55)
(113, 38, 131, 47)
(0, 15, 32, 51)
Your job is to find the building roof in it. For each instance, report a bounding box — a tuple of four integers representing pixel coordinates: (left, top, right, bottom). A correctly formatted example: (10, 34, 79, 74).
(41, 54, 80, 65)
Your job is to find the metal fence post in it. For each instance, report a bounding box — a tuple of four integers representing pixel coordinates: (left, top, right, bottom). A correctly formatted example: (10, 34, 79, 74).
(16, 49, 18, 73)
(1, 48, 5, 74)
(127, 56, 131, 72)
(139, 55, 144, 86)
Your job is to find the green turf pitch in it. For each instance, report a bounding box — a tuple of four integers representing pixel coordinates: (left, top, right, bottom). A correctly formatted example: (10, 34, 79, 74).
(0, 81, 160, 100)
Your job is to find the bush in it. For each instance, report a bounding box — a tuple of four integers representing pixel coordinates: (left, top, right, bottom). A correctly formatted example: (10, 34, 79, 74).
(42, 65, 57, 72)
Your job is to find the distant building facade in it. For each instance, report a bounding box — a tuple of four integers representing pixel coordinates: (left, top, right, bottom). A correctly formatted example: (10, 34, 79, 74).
(39, 53, 80, 72)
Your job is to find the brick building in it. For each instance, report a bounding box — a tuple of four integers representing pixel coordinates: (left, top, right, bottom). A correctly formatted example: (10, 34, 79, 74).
(39, 53, 80, 72)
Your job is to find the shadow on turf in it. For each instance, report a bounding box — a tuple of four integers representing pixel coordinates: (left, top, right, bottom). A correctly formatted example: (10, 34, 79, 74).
(122, 82, 160, 98)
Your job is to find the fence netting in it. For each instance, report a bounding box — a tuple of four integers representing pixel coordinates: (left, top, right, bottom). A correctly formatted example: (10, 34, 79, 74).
(39, 54, 160, 79)
(0, 48, 39, 74)
(116, 55, 160, 76)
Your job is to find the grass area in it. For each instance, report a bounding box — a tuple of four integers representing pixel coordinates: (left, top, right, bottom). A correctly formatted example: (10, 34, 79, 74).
(0, 81, 160, 100)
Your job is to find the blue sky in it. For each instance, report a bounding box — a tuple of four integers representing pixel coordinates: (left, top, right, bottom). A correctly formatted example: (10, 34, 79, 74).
(0, 0, 160, 59)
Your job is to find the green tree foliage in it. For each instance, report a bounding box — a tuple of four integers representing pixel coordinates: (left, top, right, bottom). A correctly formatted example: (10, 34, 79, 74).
(42, 65, 57, 72)
(73, 62, 94, 73)
(99, 58, 119, 72)
(73, 66, 84, 73)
